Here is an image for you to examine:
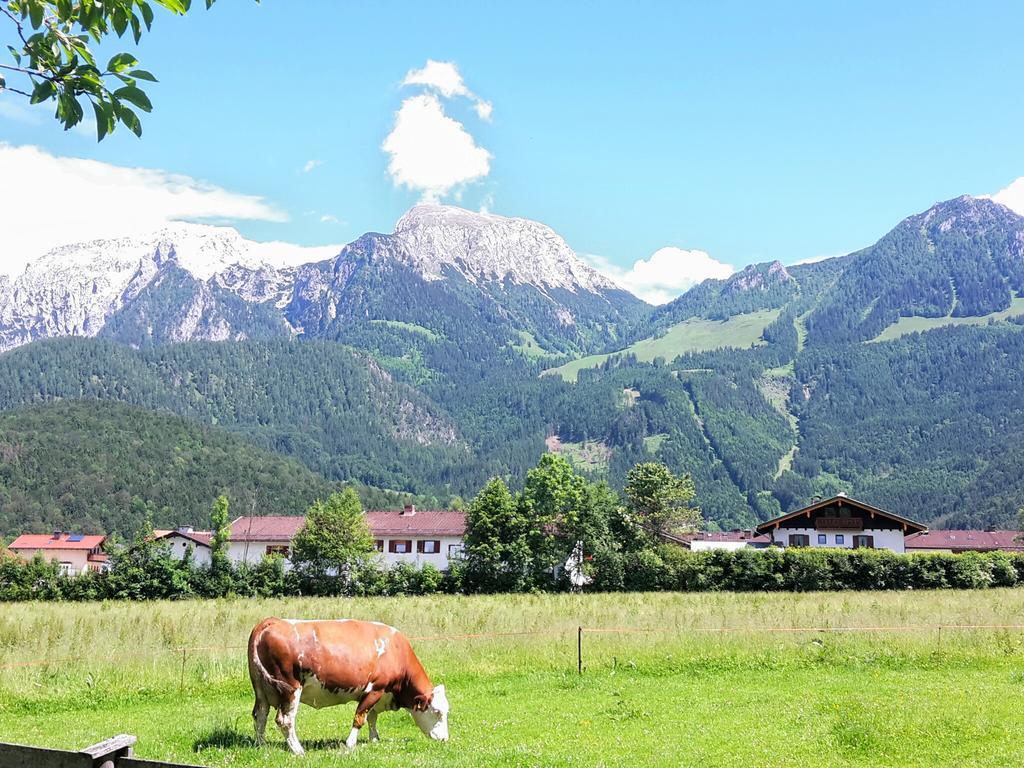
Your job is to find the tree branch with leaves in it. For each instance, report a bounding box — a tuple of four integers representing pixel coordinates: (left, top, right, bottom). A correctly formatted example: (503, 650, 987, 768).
(0, 0, 236, 139)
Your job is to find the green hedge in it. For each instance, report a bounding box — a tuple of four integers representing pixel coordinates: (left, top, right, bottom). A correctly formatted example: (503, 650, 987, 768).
(3, 546, 1024, 601)
(599, 546, 1024, 592)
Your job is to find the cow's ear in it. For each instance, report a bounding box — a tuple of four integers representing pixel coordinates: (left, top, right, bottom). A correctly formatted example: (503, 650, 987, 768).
(413, 694, 432, 712)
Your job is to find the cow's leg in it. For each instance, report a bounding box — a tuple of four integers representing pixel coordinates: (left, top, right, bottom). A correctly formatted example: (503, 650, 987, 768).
(346, 690, 384, 748)
(367, 710, 380, 743)
(276, 687, 304, 756)
(252, 697, 269, 745)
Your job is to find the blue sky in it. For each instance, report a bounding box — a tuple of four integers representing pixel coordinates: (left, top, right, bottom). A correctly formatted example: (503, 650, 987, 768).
(2, 0, 1024, 300)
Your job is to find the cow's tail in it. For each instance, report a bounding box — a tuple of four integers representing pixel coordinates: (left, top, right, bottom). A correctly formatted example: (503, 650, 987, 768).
(248, 618, 293, 706)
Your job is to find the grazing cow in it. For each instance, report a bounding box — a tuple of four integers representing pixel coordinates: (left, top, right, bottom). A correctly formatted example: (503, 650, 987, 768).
(247, 617, 449, 754)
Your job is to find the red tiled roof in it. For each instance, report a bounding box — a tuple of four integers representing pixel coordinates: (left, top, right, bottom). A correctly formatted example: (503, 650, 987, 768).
(229, 510, 466, 542)
(905, 530, 1024, 552)
(154, 529, 213, 547)
(229, 516, 304, 542)
(365, 510, 466, 537)
(8, 533, 105, 551)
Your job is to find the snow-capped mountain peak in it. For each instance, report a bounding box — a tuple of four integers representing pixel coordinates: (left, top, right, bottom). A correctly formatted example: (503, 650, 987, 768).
(392, 203, 621, 293)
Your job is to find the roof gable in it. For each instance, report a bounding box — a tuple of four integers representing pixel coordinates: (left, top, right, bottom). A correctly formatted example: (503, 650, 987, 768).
(755, 495, 926, 535)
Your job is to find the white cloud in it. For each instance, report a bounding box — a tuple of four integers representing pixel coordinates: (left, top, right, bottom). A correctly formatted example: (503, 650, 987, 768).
(302, 159, 323, 173)
(382, 93, 491, 201)
(789, 252, 843, 266)
(987, 177, 1024, 216)
(474, 100, 493, 121)
(585, 247, 735, 304)
(320, 214, 340, 224)
(0, 142, 288, 274)
(402, 59, 492, 122)
(403, 60, 471, 99)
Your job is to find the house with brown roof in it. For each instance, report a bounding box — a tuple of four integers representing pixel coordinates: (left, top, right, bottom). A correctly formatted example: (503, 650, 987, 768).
(6, 531, 109, 576)
(153, 527, 214, 566)
(905, 530, 1024, 554)
(228, 505, 466, 570)
(754, 494, 927, 553)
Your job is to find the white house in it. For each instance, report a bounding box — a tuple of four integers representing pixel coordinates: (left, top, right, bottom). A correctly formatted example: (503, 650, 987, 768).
(227, 506, 467, 570)
(6, 532, 109, 576)
(754, 494, 927, 553)
(153, 527, 213, 566)
(366, 506, 466, 569)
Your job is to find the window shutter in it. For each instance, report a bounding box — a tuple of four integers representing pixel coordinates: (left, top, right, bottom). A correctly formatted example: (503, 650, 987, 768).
(416, 540, 425, 553)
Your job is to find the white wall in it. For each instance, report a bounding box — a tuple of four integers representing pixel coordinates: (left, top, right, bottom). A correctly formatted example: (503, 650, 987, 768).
(228, 540, 291, 567)
(689, 540, 750, 552)
(10, 548, 91, 575)
(375, 536, 464, 570)
(771, 526, 907, 553)
(161, 534, 212, 567)
(227, 536, 465, 570)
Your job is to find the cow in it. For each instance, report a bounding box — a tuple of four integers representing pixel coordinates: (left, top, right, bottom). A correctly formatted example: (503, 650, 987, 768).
(247, 617, 449, 754)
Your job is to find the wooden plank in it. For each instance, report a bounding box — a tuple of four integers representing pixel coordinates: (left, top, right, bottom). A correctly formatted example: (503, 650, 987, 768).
(0, 742, 92, 768)
(121, 758, 206, 768)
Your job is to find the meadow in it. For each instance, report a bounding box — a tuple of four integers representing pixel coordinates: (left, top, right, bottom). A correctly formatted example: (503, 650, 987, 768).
(1, 591, 1024, 767)
(544, 309, 781, 381)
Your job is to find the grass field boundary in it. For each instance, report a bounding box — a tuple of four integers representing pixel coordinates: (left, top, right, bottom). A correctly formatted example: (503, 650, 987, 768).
(4, 622, 1024, 674)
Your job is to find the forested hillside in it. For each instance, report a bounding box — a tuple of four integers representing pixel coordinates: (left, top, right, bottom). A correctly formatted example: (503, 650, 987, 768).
(1, 196, 1023, 534)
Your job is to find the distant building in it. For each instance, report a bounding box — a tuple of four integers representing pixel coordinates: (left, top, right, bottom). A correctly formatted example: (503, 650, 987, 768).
(7, 532, 109, 576)
(366, 506, 466, 568)
(755, 494, 927, 553)
(677, 530, 772, 551)
(905, 530, 1024, 554)
(228, 506, 467, 570)
(228, 516, 301, 566)
(153, 527, 214, 566)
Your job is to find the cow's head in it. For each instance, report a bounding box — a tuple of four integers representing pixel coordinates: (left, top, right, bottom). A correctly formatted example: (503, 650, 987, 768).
(410, 684, 449, 741)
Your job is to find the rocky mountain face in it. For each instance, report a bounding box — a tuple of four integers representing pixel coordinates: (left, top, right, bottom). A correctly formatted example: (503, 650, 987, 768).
(0, 205, 645, 354)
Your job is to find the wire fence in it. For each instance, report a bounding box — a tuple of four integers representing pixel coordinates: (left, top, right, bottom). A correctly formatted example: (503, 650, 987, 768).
(3, 621, 1024, 676)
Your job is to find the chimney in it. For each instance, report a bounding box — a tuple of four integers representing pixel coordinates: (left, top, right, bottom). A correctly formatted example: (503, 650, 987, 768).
(52, 531, 62, 540)
(401, 504, 416, 516)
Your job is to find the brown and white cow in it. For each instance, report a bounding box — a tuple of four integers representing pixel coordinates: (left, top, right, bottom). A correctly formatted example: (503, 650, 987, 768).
(247, 617, 449, 753)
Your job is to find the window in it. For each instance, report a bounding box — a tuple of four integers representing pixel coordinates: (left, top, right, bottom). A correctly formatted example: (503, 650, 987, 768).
(389, 540, 412, 554)
(817, 534, 827, 545)
(853, 535, 874, 550)
(789, 534, 810, 548)
(265, 545, 290, 557)
(417, 540, 441, 554)
(58, 561, 75, 576)
(374, 539, 384, 552)
(448, 543, 465, 558)
(835, 534, 845, 546)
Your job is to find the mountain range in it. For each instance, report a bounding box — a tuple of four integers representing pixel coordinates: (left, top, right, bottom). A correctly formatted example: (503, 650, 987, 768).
(1, 195, 1023, 536)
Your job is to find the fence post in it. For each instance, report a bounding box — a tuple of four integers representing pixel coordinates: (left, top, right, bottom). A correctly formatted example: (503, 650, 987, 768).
(179, 647, 187, 693)
(80, 734, 135, 768)
(577, 626, 583, 675)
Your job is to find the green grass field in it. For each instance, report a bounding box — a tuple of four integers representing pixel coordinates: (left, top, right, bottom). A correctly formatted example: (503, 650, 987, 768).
(2, 591, 1024, 767)
(871, 295, 1024, 342)
(544, 309, 782, 382)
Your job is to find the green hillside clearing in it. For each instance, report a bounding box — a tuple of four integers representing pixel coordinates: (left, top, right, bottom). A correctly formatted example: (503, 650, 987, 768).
(544, 309, 782, 382)
(871, 295, 1024, 342)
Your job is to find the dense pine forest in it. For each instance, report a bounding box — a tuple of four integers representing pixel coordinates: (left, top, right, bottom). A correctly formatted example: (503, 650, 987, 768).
(1, 195, 1024, 537)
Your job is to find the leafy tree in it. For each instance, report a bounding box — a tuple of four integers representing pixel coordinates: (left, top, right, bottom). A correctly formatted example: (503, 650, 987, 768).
(519, 454, 589, 587)
(205, 493, 232, 594)
(624, 462, 701, 539)
(0, 0, 229, 138)
(463, 478, 531, 593)
(290, 489, 374, 588)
